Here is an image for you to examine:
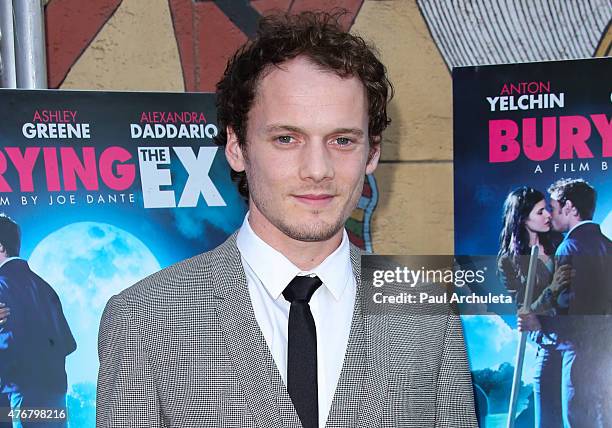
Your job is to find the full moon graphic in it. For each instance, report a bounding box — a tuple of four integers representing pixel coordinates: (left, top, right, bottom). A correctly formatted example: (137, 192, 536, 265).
(29, 222, 161, 386)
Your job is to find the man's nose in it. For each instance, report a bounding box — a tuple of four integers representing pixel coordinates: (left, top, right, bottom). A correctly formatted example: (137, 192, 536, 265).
(299, 141, 334, 182)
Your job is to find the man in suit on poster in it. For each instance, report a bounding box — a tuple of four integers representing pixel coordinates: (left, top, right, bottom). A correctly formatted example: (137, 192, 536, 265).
(97, 12, 477, 428)
(546, 178, 612, 427)
(0, 214, 76, 428)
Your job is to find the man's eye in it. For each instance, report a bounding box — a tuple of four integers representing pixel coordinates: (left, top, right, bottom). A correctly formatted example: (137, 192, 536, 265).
(277, 136, 294, 144)
(335, 137, 352, 146)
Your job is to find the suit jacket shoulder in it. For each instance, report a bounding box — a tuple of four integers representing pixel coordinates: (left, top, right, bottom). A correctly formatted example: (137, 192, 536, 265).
(558, 223, 611, 257)
(116, 232, 241, 309)
(98, 235, 478, 428)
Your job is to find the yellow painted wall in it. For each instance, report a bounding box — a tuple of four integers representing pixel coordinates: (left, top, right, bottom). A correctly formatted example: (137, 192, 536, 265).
(60, 0, 183, 91)
(58, 0, 455, 255)
(352, 1, 454, 254)
(58, 0, 610, 255)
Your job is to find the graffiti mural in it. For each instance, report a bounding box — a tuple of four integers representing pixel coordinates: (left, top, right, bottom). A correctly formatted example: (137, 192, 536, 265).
(25, 0, 612, 252)
(0, 2, 609, 426)
(44, 0, 377, 249)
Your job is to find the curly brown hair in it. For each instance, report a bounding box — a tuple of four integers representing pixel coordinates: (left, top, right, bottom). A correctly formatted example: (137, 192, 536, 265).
(548, 178, 596, 220)
(214, 10, 393, 200)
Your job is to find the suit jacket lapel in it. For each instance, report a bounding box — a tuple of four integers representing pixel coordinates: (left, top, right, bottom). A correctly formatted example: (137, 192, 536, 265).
(325, 246, 390, 428)
(213, 235, 390, 428)
(324, 261, 365, 427)
(356, 304, 390, 427)
(213, 234, 300, 428)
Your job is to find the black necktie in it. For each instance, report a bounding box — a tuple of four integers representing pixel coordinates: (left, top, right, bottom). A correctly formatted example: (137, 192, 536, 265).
(282, 275, 322, 428)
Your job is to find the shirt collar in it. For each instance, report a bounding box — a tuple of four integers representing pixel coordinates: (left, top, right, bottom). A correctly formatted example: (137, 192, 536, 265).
(0, 257, 21, 269)
(236, 213, 352, 301)
(567, 220, 594, 237)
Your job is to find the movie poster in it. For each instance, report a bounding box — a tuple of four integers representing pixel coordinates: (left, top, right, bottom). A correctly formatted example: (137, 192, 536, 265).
(453, 57, 611, 427)
(0, 89, 247, 426)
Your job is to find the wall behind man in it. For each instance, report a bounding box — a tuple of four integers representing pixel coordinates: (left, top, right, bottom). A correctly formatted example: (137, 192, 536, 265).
(44, 0, 611, 254)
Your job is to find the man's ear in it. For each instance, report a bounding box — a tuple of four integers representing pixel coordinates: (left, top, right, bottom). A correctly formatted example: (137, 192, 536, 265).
(565, 200, 580, 218)
(225, 126, 246, 172)
(365, 136, 381, 175)
(563, 200, 575, 217)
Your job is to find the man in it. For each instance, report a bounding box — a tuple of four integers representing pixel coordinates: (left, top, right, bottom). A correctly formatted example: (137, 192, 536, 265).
(0, 214, 76, 428)
(97, 12, 476, 428)
(547, 178, 612, 427)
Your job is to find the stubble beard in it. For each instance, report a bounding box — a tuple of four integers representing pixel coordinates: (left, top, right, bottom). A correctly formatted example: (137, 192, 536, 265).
(551, 215, 568, 233)
(279, 215, 345, 242)
(251, 190, 348, 242)
(246, 169, 364, 243)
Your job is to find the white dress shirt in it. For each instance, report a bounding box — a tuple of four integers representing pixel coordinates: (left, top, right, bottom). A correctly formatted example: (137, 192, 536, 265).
(236, 214, 356, 428)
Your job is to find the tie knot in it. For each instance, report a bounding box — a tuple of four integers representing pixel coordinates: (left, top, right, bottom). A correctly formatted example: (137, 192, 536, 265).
(282, 275, 322, 303)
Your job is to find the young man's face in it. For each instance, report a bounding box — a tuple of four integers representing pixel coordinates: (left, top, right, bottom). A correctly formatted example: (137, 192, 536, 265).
(226, 56, 380, 242)
(549, 198, 570, 232)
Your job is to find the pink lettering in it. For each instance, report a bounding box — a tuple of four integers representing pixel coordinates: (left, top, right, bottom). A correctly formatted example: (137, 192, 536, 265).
(559, 116, 593, 160)
(43, 148, 61, 191)
(5, 147, 40, 192)
(0, 152, 11, 192)
(489, 120, 520, 162)
(523, 117, 556, 161)
(591, 114, 612, 157)
(61, 147, 99, 191)
(99, 147, 135, 190)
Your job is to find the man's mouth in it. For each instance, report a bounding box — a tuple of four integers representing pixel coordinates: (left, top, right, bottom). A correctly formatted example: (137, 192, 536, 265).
(293, 194, 335, 206)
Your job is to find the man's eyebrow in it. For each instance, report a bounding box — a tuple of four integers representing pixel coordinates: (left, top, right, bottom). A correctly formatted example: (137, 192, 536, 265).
(333, 128, 364, 137)
(264, 124, 305, 134)
(264, 124, 365, 137)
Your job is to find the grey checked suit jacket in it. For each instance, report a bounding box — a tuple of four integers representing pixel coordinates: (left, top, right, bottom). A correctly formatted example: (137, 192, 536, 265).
(97, 233, 477, 427)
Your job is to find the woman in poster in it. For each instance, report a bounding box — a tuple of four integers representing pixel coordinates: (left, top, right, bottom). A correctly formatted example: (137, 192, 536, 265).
(497, 187, 571, 427)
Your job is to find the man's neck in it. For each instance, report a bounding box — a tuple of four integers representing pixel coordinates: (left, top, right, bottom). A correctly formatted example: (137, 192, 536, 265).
(247, 212, 343, 271)
(567, 219, 593, 236)
(567, 217, 583, 232)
